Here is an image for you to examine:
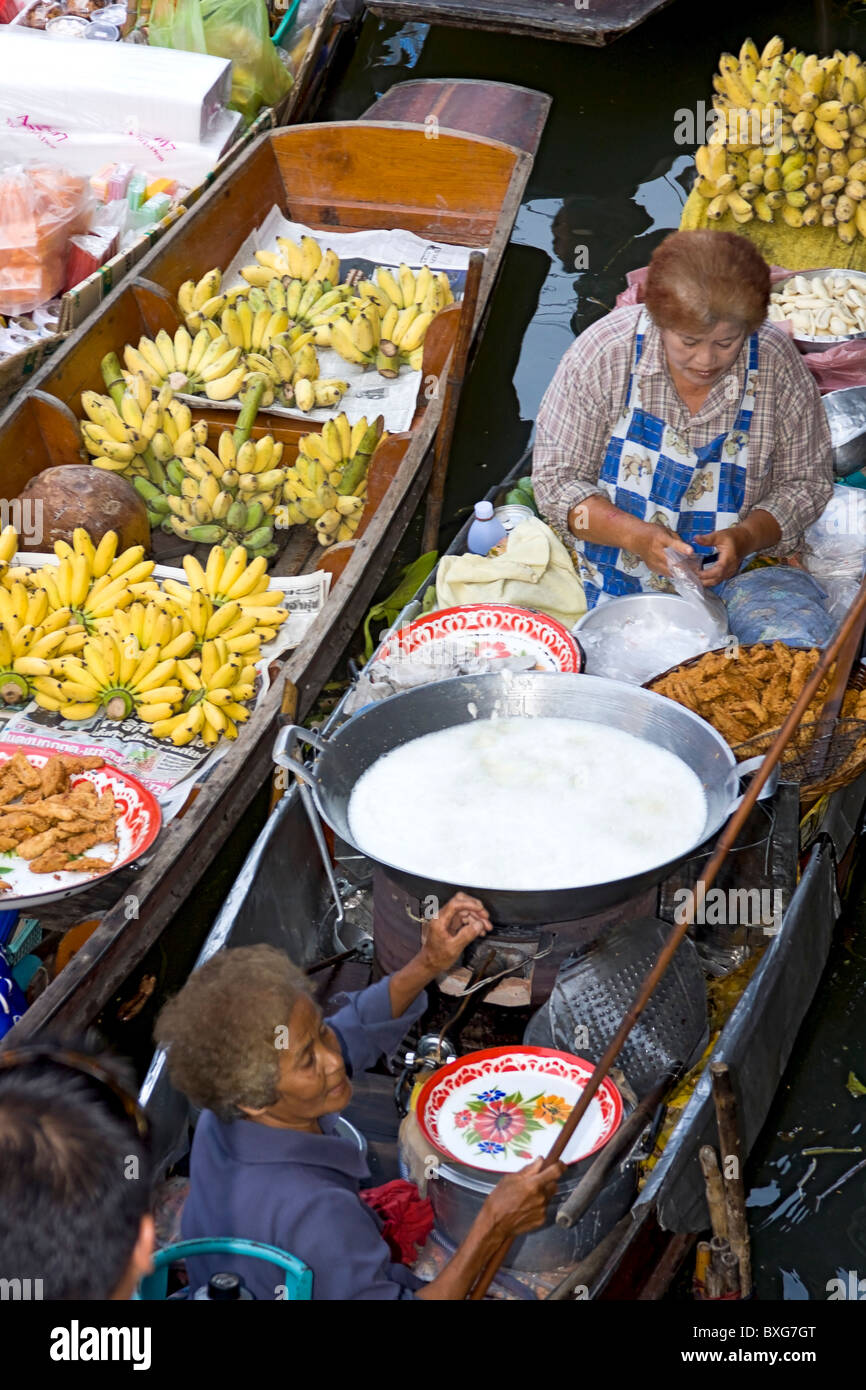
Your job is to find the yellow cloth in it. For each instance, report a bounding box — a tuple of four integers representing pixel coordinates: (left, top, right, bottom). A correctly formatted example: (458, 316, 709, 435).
(680, 187, 866, 272)
(436, 517, 587, 628)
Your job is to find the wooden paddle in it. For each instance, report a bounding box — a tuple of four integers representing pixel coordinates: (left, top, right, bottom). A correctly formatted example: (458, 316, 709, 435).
(469, 572, 866, 1299)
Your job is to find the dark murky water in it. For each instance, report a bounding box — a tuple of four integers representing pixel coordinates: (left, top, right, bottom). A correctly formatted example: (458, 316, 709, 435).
(317, 0, 866, 1299)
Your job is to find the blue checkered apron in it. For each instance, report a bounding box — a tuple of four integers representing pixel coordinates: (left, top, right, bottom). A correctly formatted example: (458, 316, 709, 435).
(576, 308, 757, 610)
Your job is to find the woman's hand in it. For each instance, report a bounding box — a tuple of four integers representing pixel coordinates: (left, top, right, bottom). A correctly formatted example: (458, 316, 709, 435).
(418, 893, 493, 976)
(634, 522, 694, 577)
(694, 527, 745, 586)
(387, 894, 492, 1019)
(481, 1157, 565, 1239)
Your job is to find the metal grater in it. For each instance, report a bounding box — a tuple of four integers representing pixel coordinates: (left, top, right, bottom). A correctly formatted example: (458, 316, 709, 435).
(523, 917, 708, 1099)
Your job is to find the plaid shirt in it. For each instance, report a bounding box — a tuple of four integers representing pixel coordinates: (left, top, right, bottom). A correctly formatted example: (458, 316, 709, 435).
(533, 305, 834, 557)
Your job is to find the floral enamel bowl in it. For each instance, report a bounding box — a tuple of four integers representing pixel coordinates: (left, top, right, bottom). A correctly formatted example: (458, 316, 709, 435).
(415, 1046, 623, 1174)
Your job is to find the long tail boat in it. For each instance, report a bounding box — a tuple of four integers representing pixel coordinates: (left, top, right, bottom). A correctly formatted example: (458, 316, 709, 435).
(1, 78, 551, 1045)
(138, 449, 866, 1299)
(365, 0, 677, 46)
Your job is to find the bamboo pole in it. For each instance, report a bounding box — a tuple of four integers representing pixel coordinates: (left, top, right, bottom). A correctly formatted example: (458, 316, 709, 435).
(421, 251, 485, 555)
(468, 572, 866, 1299)
(694, 1241, 711, 1289)
(711, 1061, 751, 1297)
(699, 1146, 729, 1241)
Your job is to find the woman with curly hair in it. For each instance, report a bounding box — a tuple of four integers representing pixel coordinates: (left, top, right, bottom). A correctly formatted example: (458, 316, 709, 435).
(533, 229, 834, 608)
(155, 894, 563, 1301)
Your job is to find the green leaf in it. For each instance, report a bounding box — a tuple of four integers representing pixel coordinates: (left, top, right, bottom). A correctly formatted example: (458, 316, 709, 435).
(362, 551, 438, 660)
(846, 1070, 866, 1098)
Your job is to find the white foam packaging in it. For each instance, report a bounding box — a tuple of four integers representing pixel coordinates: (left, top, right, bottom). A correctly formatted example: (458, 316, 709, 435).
(0, 27, 232, 144)
(0, 107, 244, 189)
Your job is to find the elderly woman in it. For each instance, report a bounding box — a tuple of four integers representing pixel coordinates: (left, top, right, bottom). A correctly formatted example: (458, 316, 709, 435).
(155, 893, 563, 1301)
(533, 229, 834, 608)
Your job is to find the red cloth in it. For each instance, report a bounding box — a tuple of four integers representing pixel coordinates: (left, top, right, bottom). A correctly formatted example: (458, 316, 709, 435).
(359, 1179, 434, 1266)
(615, 263, 866, 395)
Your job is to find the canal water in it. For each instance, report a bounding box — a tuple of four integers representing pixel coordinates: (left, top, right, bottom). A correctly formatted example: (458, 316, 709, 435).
(315, 0, 866, 1300)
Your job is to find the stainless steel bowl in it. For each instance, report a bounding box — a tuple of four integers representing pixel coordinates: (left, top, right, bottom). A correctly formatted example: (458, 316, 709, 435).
(770, 268, 866, 354)
(574, 592, 729, 684)
(822, 385, 866, 477)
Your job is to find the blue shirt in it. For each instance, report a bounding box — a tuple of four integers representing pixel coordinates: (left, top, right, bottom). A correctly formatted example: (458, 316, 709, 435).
(181, 977, 427, 1300)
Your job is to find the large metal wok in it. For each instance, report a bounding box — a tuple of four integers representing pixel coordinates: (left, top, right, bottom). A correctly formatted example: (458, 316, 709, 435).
(273, 673, 775, 926)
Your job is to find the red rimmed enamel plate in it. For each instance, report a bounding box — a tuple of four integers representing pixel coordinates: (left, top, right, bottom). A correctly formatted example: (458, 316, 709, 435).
(416, 1045, 623, 1174)
(0, 744, 161, 910)
(376, 604, 582, 674)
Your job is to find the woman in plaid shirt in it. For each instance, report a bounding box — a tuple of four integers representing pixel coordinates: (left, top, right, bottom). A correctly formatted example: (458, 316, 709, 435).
(533, 230, 834, 610)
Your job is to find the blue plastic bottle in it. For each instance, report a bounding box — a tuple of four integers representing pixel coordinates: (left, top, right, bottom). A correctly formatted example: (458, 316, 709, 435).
(467, 500, 507, 555)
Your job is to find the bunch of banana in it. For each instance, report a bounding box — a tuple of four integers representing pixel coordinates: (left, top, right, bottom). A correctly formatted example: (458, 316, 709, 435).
(279, 414, 385, 546)
(0, 586, 86, 706)
(356, 264, 455, 316)
(327, 303, 390, 373)
(96, 602, 197, 662)
(695, 38, 866, 241)
(122, 330, 246, 403)
(42, 538, 158, 632)
(219, 299, 291, 356)
(162, 548, 288, 640)
(148, 638, 256, 746)
(239, 236, 340, 289)
(263, 278, 349, 332)
(154, 580, 264, 661)
(176, 267, 224, 323)
(34, 630, 185, 724)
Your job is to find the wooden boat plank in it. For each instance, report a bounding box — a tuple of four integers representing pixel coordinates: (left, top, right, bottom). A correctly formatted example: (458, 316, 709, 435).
(366, 0, 675, 45)
(363, 79, 552, 157)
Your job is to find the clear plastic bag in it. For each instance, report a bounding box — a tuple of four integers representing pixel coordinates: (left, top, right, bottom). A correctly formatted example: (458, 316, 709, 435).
(802, 483, 866, 622)
(0, 164, 91, 315)
(200, 0, 293, 122)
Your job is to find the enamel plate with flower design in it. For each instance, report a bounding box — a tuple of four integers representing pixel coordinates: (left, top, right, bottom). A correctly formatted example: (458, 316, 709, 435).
(416, 1046, 623, 1174)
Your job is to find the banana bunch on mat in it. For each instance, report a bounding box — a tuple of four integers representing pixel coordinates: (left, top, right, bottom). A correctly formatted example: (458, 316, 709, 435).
(0, 525, 288, 742)
(238, 236, 341, 289)
(327, 264, 454, 374)
(278, 414, 386, 547)
(694, 37, 866, 240)
(80, 362, 287, 562)
(123, 327, 245, 403)
(175, 264, 348, 412)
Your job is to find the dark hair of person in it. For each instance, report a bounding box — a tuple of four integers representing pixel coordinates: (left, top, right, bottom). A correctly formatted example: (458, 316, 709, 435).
(155, 945, 313, 1122)
(0, 1041, 151, 1300)
(644, 229, 771, 337)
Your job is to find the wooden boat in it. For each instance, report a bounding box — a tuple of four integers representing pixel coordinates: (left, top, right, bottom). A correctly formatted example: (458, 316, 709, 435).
(0, 79, 551, 1045)
(365, 0, 677, 46)
(137, 450, 866, 1297)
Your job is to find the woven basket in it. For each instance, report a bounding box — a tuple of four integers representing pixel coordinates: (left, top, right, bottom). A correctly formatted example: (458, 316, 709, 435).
(645, 648, 866, 804)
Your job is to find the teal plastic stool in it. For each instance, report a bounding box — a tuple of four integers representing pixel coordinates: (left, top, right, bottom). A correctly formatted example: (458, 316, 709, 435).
(136, 1237, 312, 1301)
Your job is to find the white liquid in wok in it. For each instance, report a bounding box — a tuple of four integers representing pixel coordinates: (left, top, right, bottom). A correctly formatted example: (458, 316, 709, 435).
(347, 716, 707, 891)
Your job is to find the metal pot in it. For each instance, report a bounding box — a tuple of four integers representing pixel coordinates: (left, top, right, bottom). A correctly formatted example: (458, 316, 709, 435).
(574, 592, 728, 684)
(398, 1128, 636, 1273)
(273, 673, 776, 926)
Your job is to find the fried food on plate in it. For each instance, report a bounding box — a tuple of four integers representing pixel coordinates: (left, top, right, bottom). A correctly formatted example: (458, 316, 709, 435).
(0, 752, 118, 880)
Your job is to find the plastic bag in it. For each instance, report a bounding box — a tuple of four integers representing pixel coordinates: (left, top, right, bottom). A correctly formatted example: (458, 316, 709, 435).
(719, 567, 836, 648)
(148, 0, 207, 52)
(802, 484, 866, 622)
(0, 164, 91, 315)
(200, 0, 293, 123)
